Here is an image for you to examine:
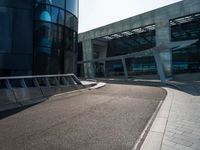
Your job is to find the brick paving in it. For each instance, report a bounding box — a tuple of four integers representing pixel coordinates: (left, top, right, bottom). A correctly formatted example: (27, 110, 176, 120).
(141, 82, 200, 150)
(161, 83, 200, 150)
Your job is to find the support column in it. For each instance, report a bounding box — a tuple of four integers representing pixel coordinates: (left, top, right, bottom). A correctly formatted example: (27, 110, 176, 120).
(82, 40, 95, 78)
(122, 58, 128, 79)
(155, 17, 172, 82)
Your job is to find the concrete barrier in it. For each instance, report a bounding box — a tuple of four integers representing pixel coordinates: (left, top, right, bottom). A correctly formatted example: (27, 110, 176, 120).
(41, 86, 62, 97)
(0, 89, 20, 112)
(60, 85, 80, 93)
(0, 74, 85, 112)
(13, 87, 45, 106)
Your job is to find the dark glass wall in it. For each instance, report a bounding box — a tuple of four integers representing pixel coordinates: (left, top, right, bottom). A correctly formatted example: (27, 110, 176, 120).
(106, 30, 156, 76)
(34, 0, 78, 75)
(171, 14, 200, 74)
(0, 0, 34, 77)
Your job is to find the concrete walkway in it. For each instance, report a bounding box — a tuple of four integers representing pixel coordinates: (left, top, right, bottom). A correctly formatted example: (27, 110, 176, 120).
(140, 82, 200, 150)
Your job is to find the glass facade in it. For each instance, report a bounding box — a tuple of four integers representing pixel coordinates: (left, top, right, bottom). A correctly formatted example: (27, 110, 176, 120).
(105, 28, 156, 77)
(0, 1, 33, 77)
(34, 0, 78, 75)
(171, 13, 200, 74)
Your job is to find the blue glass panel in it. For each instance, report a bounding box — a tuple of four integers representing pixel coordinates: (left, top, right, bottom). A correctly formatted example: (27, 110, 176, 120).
(51, 7, 59, 23)
(57, 9, 65, 25)
(39, 11, 51, 22)
(66, 0, 78, 17)
(37, 0, 65, 9)
(52, 0, 65, 9)
(37, 0, 52, 5)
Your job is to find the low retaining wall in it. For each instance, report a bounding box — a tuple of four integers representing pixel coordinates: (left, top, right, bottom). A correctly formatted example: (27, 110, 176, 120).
(0, 74, 86, 112)
(13, 87, 45, 106)
(0, 89, 20, 112)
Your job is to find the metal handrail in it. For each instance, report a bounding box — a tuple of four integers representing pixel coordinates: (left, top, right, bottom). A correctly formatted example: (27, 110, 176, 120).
(0, 74, 83, 89)
(0, 74, 76, 80)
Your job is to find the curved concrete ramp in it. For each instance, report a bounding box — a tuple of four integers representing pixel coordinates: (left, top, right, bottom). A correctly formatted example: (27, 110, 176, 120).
(0, 83, 166, 150)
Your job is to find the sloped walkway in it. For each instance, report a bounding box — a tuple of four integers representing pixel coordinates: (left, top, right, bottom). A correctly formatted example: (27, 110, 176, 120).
(0, 84, 166, 150)
(140, 82, 200, 150)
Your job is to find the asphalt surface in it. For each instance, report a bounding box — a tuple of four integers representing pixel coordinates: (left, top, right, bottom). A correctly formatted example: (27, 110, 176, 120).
(0, 84, 166, 150)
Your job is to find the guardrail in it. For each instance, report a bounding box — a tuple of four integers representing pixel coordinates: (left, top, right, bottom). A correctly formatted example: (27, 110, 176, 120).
(0, 74, 84, 112)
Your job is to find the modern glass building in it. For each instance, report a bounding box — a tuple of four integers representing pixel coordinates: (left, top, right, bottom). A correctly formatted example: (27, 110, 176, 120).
(0, 0, 78, 77)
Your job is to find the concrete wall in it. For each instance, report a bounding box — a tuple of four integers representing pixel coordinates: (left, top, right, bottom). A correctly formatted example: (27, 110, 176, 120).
(82, 40, 95, 78)
(79, 0, 200, 41)
(78, 0, 200, 79)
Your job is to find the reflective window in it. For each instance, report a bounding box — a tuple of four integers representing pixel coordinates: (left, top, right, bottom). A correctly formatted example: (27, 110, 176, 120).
(101, 28, 156, 77)
(66, 0, 78, 17)
(171, 16, 200, 74)
(39, 10, 51, 22)
(57, 9, 65, 25)
(35, 2, 78, 30)
(52, 0, 65, 9)
(0, 8, 12, 53)
(34, 0, 78, 75)
(37, 0, 65, 9)
(65, 11, 78, 31)
(51, 7, 59, 23)
(107, 31, 155, 57)
(36, 0, 52, 5)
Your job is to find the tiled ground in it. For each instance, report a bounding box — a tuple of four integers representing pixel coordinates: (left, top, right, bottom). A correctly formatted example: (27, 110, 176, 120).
(141, 82, 200, 150)
(161, 88, 200, 150)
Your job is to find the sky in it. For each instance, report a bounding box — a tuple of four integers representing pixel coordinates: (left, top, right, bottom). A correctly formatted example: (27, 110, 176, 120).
(78, 0, 182, 33)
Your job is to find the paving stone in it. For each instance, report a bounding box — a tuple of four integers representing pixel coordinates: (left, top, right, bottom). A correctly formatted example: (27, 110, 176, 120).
(165, 131, 175, 137)
(163, 139, 176, 147)
(191, 143, 200, 150)
(175, 144, 196, 150)
(172, 133, 200, 144)
(164, 134, 175, 141)
(182, 132, 200, 140)
(171, 137, 193, 147)
(176, 127, 193, 133)
(137, 83, 200, 150)
(166, 128, 184, 135)
(161, 144, 179, 150)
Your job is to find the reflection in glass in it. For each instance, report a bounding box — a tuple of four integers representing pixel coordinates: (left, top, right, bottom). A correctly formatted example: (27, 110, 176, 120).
(171, 17, 200, 74)
(105, 30, 156, 76)
(52, 0, 65, 9)
(34, 0, 78, 75)
(39, 11, 51, 22)
(66, 0, 78, 17)
(57, 10, 65, 25)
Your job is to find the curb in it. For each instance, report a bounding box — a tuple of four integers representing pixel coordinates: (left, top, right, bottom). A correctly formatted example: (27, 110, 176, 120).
(133, 100, 163, 150)
(89, 82, 106, 90)
(139, 87, 174, 150)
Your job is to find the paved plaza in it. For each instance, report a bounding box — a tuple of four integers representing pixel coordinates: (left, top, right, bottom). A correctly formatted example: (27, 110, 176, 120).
(141, 82, 200, 150)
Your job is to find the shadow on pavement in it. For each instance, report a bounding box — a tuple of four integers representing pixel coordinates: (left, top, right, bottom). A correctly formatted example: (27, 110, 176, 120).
(167, 81, 200, 96)
(1, 80, 199, 121)
(0, 104, 37, 120)
(97, 79, 200, 96)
